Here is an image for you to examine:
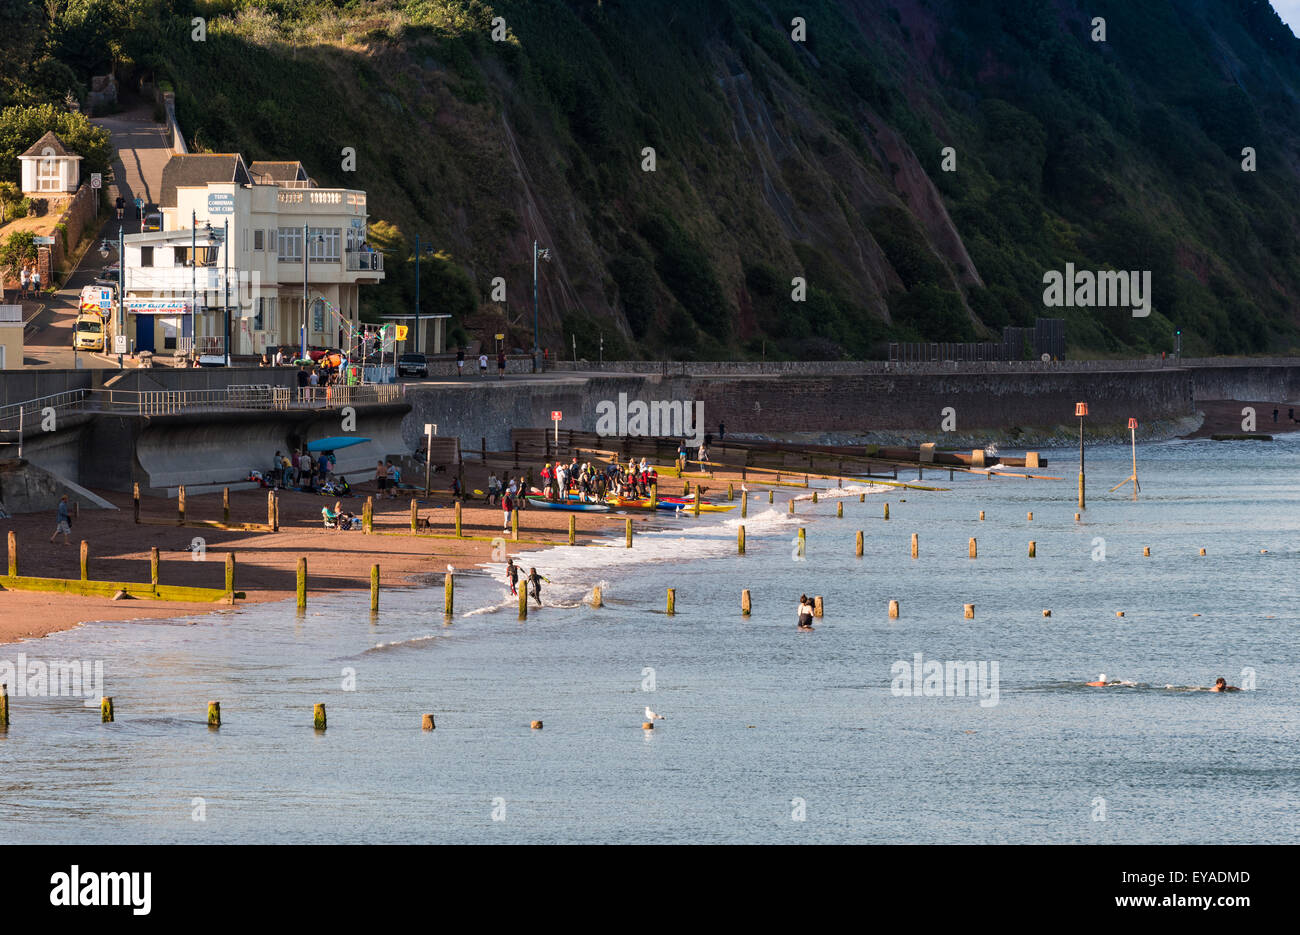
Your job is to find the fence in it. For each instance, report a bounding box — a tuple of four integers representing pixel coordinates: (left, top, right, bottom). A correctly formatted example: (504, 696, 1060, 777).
(295, 384, 401, 406)
(93, 385, 292, 415)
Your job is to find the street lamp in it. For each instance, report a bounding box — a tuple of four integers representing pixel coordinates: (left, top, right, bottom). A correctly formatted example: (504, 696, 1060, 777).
(413, 236, 435, 354)
(532, 240, 550, 373)
(1075, 401, 1089, 510)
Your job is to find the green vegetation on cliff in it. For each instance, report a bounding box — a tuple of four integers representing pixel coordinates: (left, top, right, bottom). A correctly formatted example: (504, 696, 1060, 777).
(8, 0, 1300, 358)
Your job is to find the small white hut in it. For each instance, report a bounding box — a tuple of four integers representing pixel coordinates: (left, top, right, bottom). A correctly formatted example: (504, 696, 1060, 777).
(18, 131, 82, 195)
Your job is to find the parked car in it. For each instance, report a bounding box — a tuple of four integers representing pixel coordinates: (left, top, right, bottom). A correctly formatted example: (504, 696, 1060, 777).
(142, 208, 162, 232)
(398, 352, 429, 378)
(93, 265, 120, 286)
(73, 313, 106, 352)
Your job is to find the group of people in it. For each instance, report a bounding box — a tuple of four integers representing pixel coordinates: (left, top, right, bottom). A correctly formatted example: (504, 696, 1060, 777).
(535, 456, 660, 503)
(504, 558, 548, 606)
(268, 449, 347, 493)
(373, 460, 404, 498)
(1086, 674, 1241, 692)
(15, 264, 43, 300)
(455, 347, 508, 379)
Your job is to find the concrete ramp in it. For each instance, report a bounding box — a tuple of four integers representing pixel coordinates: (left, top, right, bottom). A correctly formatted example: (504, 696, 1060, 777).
(0, 459, 119, 514)
(133, 408, 410, 491)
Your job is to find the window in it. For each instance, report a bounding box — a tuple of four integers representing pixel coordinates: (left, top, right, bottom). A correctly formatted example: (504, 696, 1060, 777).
(308, 228, 340, 263)
(253, 229, 264, 251)
(312, 298, 325, 334)
(277, 227, 302, 261)
(140, 247, 153, 268)
(38, 156, 60, 192)
(173, 247, 187, 267)
(251, 297, 265, 332)
(346, 225, 363, 252)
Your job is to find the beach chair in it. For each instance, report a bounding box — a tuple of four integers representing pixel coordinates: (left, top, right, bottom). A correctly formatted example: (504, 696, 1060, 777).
(321, 507, 339, 529)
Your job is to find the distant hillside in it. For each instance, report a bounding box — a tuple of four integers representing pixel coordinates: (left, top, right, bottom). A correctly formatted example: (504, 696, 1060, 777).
(11, 0, 1300, 359)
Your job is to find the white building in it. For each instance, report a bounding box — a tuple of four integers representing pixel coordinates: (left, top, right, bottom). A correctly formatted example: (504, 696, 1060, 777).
(121, 153, 384, 357)
(19, 132, 81, 195)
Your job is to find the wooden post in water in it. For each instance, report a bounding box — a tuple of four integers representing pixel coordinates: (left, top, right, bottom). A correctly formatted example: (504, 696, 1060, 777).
(363, 496, 373, 534)
(728, 482, 734, 501)
(178, 486, 185, 524)
(788, 499, 794, 516)
(222, 487, 230, 523)
(813, 596, 824, 617)
(79, 540, 88, 580)
(860, 493, 865, 503)
(0, 683, 9, 728)
(768, 490, 774, 504)
(911, 533, 918, 559)
(568, 515, 576, 546)
(693, 494, 700, 517)
(133, 483, 140, 524)
(741, 589, 751, 616)
(884, 503, 890, 521)
(888, 599, 900, 619)
(855, 531, 863, 557)
(101, 697, 114, 722)
(666, 588, 675, 616)
(296, 557, 307, 608)
(422, 714, 436, 730)
(741, 490, 747, 518)
(812, 490, 818, 504)
(1143, 546, 1150, 557)
(518, 587, 528, 621)
(150, 546, 159, 587)
(979, 510, 985, 521)
(625, 518, 633, 548)
(208, 701, 221, 728)
(313, 703, 326, 731)
(969, 537, 977, 559)
(444, 572, 454, 616)
(370, 564, 379, 612)
(1028, 541, 1037, 558)
(7, 530, 15, 577)
(591, 586, 603, 608)
(455, 501, 463, 537)
(837, 502, 843, 518)
(797, 527, 806, 557)
(964, 603, 975, 619)
(225, 552, 235, 603)
(1027, 511, 1033, 522)
(738, 525, 745, 555)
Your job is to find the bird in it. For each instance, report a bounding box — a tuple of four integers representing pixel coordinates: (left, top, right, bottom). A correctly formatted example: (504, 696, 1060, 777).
(644, 706, 664, 721)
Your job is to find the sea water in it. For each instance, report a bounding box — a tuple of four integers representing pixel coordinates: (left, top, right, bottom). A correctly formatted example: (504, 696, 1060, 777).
(1, 435, 1297, 843)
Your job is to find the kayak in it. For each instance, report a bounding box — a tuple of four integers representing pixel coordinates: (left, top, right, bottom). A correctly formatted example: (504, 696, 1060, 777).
(609, 497, 736, 513)
(525, 495, 611, 512)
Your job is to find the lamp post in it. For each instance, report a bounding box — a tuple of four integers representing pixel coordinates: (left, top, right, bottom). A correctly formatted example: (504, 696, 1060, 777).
(532, 240, 549, 373)
(1075, 401, 1088, 510)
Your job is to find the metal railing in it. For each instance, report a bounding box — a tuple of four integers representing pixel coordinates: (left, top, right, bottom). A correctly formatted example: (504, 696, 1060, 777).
(345, 250, 383, 272)
(296, 384, 401, 406)
(93, 385, 292, 415)
(0, 391, 90, 456)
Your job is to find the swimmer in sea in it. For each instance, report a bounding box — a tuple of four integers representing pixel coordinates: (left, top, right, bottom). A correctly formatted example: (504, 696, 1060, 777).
(1085, 673, 1109, 687)
(797, 594, 814, 630)
(527, 567, 551, 607)
(1211, 677, 1240, 693)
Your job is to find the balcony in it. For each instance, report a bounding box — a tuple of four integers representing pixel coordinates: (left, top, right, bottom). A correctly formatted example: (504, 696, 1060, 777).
(345, 249, 383, 272)
(275, 189, 366, 208)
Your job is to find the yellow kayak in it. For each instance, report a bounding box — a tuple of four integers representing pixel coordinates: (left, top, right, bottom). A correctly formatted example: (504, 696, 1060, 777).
(608, 497, 736, 513)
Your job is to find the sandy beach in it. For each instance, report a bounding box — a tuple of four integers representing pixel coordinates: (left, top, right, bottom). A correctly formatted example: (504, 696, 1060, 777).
(0, 475, 670, 644)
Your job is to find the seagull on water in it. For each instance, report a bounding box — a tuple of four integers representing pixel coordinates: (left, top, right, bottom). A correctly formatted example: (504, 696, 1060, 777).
(645, 706, 665, 721)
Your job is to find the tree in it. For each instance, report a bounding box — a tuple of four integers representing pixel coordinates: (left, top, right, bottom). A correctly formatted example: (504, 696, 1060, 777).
(0, 103, 113, 185)
(0, 230, 37, 289)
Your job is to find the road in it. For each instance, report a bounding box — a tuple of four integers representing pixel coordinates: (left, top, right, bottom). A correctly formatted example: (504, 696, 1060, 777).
(23, 101, 171, 369)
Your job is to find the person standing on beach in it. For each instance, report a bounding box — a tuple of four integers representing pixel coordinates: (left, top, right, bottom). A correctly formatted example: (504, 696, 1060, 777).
(375, 460, 388, 498)
(488, 472, 501, 506)
(299, 451, 314, 489)
(387, 460, 401, 497)
(501, 490, 513, 532)
(505, 558, 519, 595)
(49, 495, 72, 545)
(527, 567, 549, 607)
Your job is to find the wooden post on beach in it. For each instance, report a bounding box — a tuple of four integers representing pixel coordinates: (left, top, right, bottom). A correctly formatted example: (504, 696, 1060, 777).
(884, 503, 890, 521)
(518, 587, 528, 621)
(969, 537, 977, 559)
(693, 493, 700, 516)
(313, 703, 326, 731)
(100, 697, 113, 723)
(296, 557, 307, 608)
(79, 540, 88, 580)
(728, 482, 734, 500)
(741, 589, 751, 616)
(813, 596, 823, 617)
(738, 525, 745, 554)
(911, 533, 918, 559)
(964, 603, 975, 619)
(444, 572, 454, 616)
(178, 486, 185, 524)
(625, 518, 633, 548)
(455, 501, 463, 537)
(512, 509, 520, 542)
(650, 480, 657, 504)
(208, 701, 221, 728)
(370, 564, 379, 612)
(225, 552, 235, 603)
(837, 502, 843, 518)
(888, 599, 900, 619)
(568, 515, 576, 546)
(409, 498, 417, 532)
(855, 531, 863, 557)
(682, 481, 690, 497)
(7, 530, 15, 577)
(150, 546, 159, 587)
(133, 483, 140, 524)
(267, 491, 276, 530)
(666, 588, 675, 616)
(1028, 541, 1037, 558)
(363, 496, 373, 534)
(222, 487, 230, 523)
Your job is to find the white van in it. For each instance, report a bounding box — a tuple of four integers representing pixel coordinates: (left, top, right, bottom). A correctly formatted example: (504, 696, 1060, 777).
(79, 284, 114, 317)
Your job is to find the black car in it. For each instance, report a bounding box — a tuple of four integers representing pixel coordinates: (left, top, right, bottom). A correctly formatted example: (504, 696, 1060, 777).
(398, 352, 429, 378)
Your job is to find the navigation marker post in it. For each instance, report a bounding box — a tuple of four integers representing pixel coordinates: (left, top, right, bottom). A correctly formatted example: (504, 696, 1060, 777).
(551, 410, 562, 449)
(1109, 417, 1141, 501)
